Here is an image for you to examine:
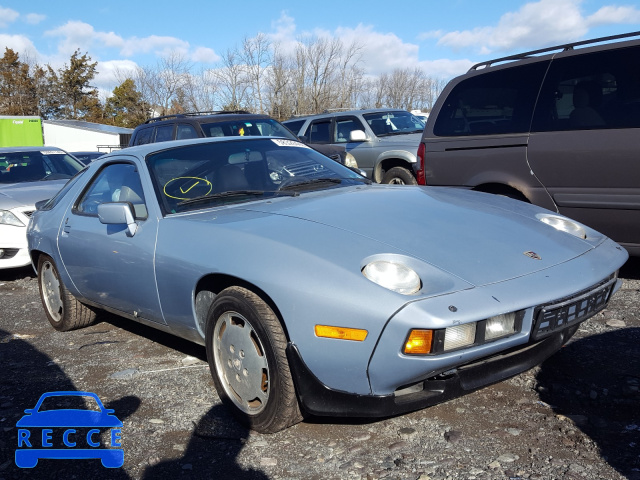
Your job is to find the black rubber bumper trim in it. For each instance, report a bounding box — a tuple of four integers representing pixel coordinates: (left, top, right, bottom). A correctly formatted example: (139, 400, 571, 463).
(287, 326, 574, 418)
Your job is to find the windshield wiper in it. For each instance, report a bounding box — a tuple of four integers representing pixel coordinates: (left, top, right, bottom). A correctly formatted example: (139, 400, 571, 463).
(177, 190, 266, 207)
(177, 189, 299, 207)
(277, 177, 343, 192)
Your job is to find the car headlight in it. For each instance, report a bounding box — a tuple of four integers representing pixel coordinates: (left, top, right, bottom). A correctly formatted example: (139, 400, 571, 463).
(362, 260, 421, 294)
(344, 152, 358, 169)
(0, 210, 25, 227)
(537, 214, 586, 239)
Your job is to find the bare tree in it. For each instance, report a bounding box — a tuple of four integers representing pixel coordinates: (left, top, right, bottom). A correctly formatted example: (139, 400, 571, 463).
(215, 47, 250, 111)
(241, 33, 271, 113)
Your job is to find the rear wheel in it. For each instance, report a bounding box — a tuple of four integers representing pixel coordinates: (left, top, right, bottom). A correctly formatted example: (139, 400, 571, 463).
(37, 255, 97, 331)
(382, 166, 417, 185)
(206, 286, 302, 433)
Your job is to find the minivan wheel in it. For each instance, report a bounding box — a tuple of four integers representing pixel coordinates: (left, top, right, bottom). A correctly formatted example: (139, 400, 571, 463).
(382, 167, 417, 185)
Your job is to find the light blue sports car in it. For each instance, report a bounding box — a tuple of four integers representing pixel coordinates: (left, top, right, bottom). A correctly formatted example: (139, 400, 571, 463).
(27, 136, 628, 433)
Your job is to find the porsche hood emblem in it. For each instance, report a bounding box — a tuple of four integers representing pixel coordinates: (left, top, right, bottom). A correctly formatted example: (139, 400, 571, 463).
(523, 251, 542, 260)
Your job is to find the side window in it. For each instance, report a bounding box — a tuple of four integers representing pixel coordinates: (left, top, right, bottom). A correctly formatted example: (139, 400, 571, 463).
(176, 124, 199, 140)
(155, 124, 174, 142)
(307, 119, 332, 143)
(283, 120, 305, 135)
(335, 117, 365, 142)
(532, 45, 640, 132)
(133, 127, 153, 145)
(434, 61, 550, 136)
(76, 163, 148, 220)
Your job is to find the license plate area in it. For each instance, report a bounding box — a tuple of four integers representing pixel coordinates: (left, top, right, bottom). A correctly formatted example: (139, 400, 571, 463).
(532, 278, 616, 341)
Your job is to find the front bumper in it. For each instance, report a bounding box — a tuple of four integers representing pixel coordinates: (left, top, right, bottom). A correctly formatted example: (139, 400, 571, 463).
(0, 224, 30, 269)
(288, 324, 575, 418)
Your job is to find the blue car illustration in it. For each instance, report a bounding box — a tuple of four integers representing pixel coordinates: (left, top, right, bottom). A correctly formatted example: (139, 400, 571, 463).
(15, 391, 123, 468)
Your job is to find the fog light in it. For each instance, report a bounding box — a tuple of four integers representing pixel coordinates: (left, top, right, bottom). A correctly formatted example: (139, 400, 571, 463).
(485, 313, 516, 341)
(404, 329, 433, 355)
(444, 323, 476, 351)
(315, 325, 368, 341)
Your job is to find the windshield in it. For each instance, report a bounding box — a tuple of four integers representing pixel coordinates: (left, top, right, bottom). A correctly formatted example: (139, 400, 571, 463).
(147, 138, 367, 214)
(200, 118, 298, 140)
(0, 150, 84, 184)
(362, 111, 425, 136)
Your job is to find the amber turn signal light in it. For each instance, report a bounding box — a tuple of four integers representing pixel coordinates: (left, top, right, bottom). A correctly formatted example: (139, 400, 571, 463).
(404, 329, 433, 355)
(315, 325, 368, 341)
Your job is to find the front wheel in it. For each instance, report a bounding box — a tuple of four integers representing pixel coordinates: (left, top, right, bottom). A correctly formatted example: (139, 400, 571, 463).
(381, 166, 417, 185)
(37, 255, 97, 331)
(206, 287, 303, 433)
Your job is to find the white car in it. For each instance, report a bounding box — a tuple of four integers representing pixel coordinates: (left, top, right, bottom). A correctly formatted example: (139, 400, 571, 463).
(0, 147, 84, 269)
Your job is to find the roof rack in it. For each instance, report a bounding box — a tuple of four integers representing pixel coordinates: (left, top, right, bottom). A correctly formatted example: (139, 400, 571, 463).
(144, 110, 252, 124)
(470, 30, 640, 71)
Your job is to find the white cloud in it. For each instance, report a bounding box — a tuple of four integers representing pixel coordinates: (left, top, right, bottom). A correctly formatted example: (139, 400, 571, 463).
(430, 0, 640, 55)
(587, 5, 640, 26)
(436, 0, 589, 53)
(0, 33, 38, 58)
(0, 6, 19, 28)
(418, 58, 475, 80)
(24, 13, 46, 25)
(191, 46, 220, 63)
(120, 35, 189, 57)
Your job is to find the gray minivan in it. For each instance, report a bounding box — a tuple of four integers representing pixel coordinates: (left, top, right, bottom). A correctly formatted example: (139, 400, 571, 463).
(418, 31, 640, 255)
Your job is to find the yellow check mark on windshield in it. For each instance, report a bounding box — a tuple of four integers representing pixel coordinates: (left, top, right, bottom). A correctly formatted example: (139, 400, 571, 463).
(180, 181, 200, 194)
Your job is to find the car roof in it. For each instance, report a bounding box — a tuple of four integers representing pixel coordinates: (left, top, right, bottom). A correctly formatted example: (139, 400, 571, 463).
(138, 111, 273, 127)
(287, 108, 408, 122)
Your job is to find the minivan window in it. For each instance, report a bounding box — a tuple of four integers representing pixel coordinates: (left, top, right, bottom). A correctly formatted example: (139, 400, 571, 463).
(531, 44, 640, 132)
(433, 61, 550, 136)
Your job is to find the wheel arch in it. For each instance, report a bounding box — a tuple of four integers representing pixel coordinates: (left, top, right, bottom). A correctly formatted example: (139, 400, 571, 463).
(374, 157, 416, 183)
(472, 183, 530, 202)
(194, 273, 290, 341)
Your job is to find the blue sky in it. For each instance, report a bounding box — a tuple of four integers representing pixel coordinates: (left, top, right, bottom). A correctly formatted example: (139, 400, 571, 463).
(1, 0, 639, 93)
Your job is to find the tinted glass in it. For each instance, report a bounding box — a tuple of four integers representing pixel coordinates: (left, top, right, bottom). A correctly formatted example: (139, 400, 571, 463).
(308, 120, 331, 143)
(200, 118, 297, 140)
(146, 138, 365, 214)
(0, 150, 84, 184)
(434, 61, 550, 136)
(532, 44, 640, 131)
(76, 163, 147, 219)
(176, 123, 199, 140)
(362, 111, 424, 136)
(155, 124, 174, 142)
(282, 119, 305, 135)
(133, 127, 153, 145)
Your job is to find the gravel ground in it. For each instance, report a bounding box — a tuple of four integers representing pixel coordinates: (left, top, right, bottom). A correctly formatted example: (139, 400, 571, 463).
(0, 258, 638, 480)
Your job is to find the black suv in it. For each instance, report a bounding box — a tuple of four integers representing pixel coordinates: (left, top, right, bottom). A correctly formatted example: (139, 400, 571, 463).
(129, 111, 297, 145)
(128, 111, 357, 168)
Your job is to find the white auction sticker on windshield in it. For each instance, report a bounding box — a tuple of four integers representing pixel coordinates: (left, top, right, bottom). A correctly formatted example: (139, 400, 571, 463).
(40, 150, 62, 155)
(271, 139, 310, 148)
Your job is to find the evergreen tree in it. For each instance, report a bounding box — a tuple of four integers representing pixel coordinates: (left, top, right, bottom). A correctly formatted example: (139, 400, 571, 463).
(104, 78, 149, 127)
(0, 48, 38, 115)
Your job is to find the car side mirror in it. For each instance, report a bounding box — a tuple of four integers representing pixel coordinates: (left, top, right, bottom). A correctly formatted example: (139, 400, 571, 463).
(349, 130, 367, 142)
(35, 199, 49, 211)
(98, 202, 138, 237)
(298, 135, 309, 143)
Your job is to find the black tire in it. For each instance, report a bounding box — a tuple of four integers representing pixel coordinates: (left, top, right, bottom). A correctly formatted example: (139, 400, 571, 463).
(206, 286, 303, 433)
(37, 254, 97, 331)
(381, 166, 417, 185)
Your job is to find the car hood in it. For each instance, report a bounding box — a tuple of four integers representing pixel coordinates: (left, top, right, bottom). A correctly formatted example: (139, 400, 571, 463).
(0, 180, 67, 209)
(246, 185, 598, 287)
